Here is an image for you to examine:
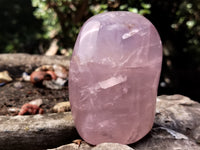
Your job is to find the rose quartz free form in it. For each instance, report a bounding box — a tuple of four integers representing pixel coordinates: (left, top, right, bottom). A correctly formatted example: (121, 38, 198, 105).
(69, 11, 162, 145)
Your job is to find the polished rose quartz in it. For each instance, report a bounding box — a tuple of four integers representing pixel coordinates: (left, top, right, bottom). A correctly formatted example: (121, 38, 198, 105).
(69, 11, 162, 145)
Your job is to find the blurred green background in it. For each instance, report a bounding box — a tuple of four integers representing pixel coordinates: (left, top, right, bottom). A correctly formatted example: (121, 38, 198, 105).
(0, 0, 200, 101)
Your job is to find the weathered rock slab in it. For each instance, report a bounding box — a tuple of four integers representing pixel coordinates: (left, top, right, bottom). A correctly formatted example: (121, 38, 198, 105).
(155, 94, 200, 142)
(0, 53, 70, 67)
(92, 143, 134, 150)
(0, 112, 79, 150)
(0, 93, 200, 150)
(47, 142, 92, 150)
(48, 143, 134, 150)
(49, 95, 200, 150)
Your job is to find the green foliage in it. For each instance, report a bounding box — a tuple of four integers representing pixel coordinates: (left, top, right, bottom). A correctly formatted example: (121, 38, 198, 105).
(0, 0, 43, 53)
(170, 1, 200, 59)
(32, 0, 89, 49)
(30, 0, 152, 51)
(32, 0, 61, 39)
(1, 0, 200, 62)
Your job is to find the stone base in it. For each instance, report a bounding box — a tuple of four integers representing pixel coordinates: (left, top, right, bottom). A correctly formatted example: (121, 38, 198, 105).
(0, 95, 200, 150)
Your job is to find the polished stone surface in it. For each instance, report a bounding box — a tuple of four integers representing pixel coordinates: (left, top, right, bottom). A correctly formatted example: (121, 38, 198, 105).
(69, 11, 162, 145)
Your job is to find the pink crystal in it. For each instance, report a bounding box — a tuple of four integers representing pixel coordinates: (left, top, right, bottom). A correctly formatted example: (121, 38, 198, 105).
(69, 11, 162, 145)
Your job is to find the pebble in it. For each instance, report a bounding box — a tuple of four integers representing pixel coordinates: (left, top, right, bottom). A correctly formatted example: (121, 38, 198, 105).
(29, 65, 68, 89)
(35, 65, 54, 72)
(7, 107, 20, 114)
(14, 82, 23, 89)
(29, 98, 43, 107)
(47, 142, 91, 150)
(0, 82, 6, 86)
(54, 78, 67, 86)
(0, 71, 13, 83)
(43, 80, 63, 90)
(22, 72, 30, 81)
(46, 70, 57, 80)
(42, 77, 67, 89)
(53, 101, 71, 113)
(30, 71, 49, 84)
(53, 64, 68, 79)
(92, 143, 134, 150)
(47, 142, 134, 150)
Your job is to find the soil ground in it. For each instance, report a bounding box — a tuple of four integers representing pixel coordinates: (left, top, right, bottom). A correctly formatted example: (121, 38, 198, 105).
(0, 64, 69, 116)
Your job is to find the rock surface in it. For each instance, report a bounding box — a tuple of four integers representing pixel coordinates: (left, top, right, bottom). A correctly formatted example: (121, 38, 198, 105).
(0, 70, 13, 84)
(155, 95, 200, 143)
(47, 143, 92, 150)
(92, 143, 134, 150)
(47, 95, 200, 150)
(53, 101, 71, 113)
(0, 95, 200, 150)
(0, 54, 199, 150)
(48, 142, 134, 150)
(0, 53, 70, 68)
(0, 112, 79, 150)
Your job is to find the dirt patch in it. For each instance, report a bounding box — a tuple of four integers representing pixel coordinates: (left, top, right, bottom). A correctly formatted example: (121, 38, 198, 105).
(0, 64, 69, 116)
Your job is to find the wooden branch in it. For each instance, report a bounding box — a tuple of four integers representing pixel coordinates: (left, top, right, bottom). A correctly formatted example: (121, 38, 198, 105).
(73, 0, 89, 23)
(45, 39, 59, 56)
(47, 0, 68, 36)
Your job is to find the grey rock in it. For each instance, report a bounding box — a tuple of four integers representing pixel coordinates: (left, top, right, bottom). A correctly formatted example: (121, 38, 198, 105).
(43, 80, 64, 90)
(132, 127, 200, 150)
(0, 85, 200, 150)
(48, 142, 134, 150)
(92, 143, 134, 150)
(53, 101, 71, 113)
(0, 53, 70, 68)
(0, 112, 79, 150)
(155, 94, 200, 136)
(191, 125, 200, 144)
(0, 71, 12, 83)
(48, 143, 92, 150)
(13, 81, 23, 89)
